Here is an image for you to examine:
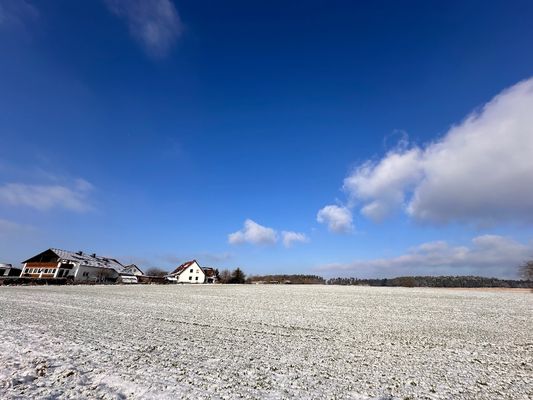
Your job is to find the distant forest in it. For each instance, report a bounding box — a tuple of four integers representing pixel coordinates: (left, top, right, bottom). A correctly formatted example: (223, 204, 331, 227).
(247, 274, 326, 284)
(247, 274, 532, 288)
(326, 275, 533, 288)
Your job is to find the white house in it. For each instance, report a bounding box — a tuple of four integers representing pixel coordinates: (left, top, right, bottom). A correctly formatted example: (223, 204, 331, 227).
(167, 260, 205, 283)
(122, 264, 144, 276)
(21, 248, 126, 283)
(116, 264, 144, 284)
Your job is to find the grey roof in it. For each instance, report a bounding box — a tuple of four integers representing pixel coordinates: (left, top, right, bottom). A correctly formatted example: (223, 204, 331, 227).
(50, 248, 126, 273)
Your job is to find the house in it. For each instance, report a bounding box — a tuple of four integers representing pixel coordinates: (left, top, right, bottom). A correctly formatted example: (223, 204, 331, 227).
(203, 267, 218, 283)
(0, 263, 22, 277)
(117, 265, 143, 284)
(21, 248, 126, 283)
(167, 260, 205, 283)
(122, 264, 144, 276)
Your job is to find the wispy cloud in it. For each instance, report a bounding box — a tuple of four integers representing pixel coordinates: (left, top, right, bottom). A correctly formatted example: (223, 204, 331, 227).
(105, 0, 183, 58)
(228, 219, 278, 245)
(0, 178, 94, 212)
(316, 205, 353, 234)
(334, 77, 533, 226)
(0, 0, 38, 31)
(0, 218, 34, 238)
(317, 235, 532, 279)
(281, 231, 309, 248)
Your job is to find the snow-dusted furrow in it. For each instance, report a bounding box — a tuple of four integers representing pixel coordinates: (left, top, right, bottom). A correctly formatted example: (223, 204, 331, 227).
(0, 285, 531, 399)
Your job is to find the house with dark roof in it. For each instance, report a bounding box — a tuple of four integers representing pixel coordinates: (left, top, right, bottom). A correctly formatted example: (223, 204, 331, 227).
(0, 263, 22, 277)
(202, 267, 218, 283)
(166, 260, 206, 283)
(21, 248, 127, 283)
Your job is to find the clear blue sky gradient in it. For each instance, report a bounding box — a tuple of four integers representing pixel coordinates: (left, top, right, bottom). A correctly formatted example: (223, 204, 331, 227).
(1, 1, 533, 277)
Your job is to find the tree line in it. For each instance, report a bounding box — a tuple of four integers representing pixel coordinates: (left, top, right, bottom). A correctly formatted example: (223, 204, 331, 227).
(246, 274, 325, 284)
(327, 275, 533, 288)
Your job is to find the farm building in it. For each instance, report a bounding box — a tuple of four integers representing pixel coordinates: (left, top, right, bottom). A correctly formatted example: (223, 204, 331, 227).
(21, 249, 127, 283)
(167, 260, 206, 283)
(0, 263, 21, 277)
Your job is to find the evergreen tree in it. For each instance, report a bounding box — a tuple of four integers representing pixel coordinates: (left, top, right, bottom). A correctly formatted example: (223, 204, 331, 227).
(229, 268, 246, 284)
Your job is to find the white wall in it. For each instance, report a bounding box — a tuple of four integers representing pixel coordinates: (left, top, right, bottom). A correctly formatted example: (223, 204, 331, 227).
(74, 265, 119, 282)
(177, 261, 205, 283)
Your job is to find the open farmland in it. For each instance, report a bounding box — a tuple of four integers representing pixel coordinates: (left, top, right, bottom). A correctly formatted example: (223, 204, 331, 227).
(0, 285, 531, 399)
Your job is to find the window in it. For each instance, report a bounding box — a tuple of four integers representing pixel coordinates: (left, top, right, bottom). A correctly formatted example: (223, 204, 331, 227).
(190, 268, 193, 273)
(189, 276, 192, 280)
(195, 276, 198, 281)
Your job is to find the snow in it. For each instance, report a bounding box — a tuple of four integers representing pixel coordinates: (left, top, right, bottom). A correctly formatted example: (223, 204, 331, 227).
(0, 285, 531, 399)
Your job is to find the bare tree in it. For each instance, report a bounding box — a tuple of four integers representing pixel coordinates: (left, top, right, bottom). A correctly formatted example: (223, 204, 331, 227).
(145, 267, 168, 277)
(219, 269, 231, 283)
(520, 260, 533, 281)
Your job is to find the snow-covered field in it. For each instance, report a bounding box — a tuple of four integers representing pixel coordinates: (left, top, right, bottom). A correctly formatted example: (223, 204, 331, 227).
(0, 285, 531, 399)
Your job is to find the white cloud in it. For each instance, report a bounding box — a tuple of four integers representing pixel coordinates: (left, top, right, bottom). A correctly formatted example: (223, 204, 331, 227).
(339, 77, 533, 225)
(316, 205, 353, 233)
(281, 231, 309, 248)
(228, 219, 278, 245)
(0, 179, 93, 212)
(317, 235, 532, 279)
(344, 147, 422, 221)
(105, 0, 182, 57)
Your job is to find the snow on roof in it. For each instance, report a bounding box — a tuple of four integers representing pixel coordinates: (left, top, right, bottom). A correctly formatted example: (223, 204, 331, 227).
(122, 264, 145, 276)
(24, 249, 126, 273)
(0, 263, 13, 268)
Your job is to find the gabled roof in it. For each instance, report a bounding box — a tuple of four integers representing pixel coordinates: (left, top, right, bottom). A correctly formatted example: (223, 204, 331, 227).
(23, 248, 125, 273)
(123, 264, 145, 276)
(169, 260, 200, 276)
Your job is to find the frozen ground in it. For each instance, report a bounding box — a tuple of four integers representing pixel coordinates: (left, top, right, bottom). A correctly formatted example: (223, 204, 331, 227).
(0, 285, 531, 399)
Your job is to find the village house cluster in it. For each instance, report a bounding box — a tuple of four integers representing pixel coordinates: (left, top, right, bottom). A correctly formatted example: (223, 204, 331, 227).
(0, 248, 218, 285)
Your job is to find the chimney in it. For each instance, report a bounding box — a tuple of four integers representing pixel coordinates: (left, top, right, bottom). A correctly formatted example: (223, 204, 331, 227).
(91, 253, 96, 258)
(76, 251, 83, 255)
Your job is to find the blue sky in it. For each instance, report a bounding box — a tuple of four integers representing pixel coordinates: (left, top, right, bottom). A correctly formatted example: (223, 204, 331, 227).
(1, 0, 533, 278)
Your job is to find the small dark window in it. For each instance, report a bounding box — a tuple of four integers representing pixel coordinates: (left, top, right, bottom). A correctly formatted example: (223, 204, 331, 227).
(195, 276, 198, 281)
(189, 276, 192, 280)
(190, 268, 193, 273)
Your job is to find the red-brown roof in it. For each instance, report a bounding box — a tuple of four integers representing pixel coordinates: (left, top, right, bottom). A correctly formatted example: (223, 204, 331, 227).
(169, 260, 197, 275)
